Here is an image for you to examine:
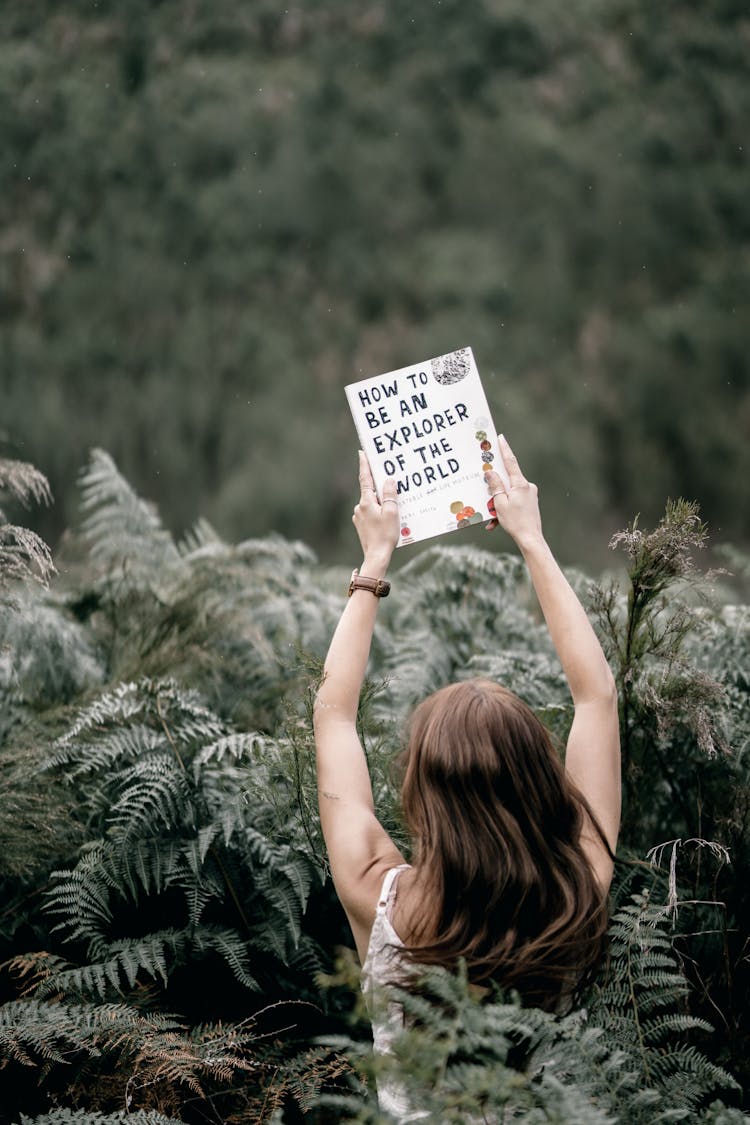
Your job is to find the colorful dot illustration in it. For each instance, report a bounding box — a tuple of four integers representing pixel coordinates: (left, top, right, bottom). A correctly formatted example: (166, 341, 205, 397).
(446, 426, 496, 526)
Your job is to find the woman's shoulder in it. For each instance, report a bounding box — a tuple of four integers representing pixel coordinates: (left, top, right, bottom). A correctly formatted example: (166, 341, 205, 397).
(344, 853, 409, 962)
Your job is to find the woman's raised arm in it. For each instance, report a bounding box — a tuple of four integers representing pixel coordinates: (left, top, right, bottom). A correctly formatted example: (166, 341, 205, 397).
(486, 437, 621, 890)
(313, 453, 404, 959)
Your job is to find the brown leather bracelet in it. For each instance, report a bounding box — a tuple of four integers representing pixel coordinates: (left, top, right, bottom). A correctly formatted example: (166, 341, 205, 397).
(348, 568, 391, 598)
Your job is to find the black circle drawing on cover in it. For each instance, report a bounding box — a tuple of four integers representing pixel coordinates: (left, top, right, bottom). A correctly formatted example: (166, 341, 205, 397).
(431, 348, 471, 386)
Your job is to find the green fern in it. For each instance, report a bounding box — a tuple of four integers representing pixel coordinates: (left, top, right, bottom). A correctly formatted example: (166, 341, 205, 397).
(375, 545, 533, 715)
(591, 501, 730, 836)
(0, 457, 55, 598)
(587, 892, 740, 1118)
(2, 455, 749, 1121)
(22, 930, 260, 1000)
(18, 1112, 185, 1124)
(0, 997, 179, 1072)
(78, 449, 182, 584)
(70, 452, 335, 728)
(2, 986, 344, 1122)
(32, 665, 329, 1020)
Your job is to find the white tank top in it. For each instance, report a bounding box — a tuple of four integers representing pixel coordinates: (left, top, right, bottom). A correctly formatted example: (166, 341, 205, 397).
(360, 864, 429, 1122)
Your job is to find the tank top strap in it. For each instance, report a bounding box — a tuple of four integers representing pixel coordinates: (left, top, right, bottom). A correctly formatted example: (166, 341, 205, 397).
(375, 864, 411, 918)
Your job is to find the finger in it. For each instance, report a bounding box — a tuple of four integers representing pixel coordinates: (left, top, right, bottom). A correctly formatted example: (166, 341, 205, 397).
(485, 469, 505, 496)
(381, 476, 398, 507)
(498, 434, 525, 488)
(358, 450, 376, 501)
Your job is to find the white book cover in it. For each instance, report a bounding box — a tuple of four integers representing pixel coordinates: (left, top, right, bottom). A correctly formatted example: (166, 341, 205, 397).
(345, 347, 508, 546)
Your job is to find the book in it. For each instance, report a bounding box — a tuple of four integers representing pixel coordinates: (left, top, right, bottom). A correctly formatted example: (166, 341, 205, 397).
(345, 347, 508, 546)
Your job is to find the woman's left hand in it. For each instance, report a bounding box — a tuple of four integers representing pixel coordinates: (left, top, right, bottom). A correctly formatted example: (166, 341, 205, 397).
(352, 451, 400, 569)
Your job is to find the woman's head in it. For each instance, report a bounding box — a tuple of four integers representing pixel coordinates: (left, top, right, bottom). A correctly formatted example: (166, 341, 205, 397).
(401, 679, 572, 854)
(398, 679, 609, 1008)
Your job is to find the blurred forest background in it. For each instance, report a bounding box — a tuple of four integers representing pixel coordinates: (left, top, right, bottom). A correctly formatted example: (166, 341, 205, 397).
(2, 4, 750, 1121)
(1, 0, 748, 564)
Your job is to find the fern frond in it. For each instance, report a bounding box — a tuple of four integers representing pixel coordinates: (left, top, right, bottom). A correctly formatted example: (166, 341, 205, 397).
(234, 533, 317, 574)
(20, 1113, 185, 1124)
(57, 725, 165, 778)
(191, 926, 260, 990)
(48, 677, 224, 767)
(255, 860, 310, 951)
(0, 522, 55, 590)
(47, 844, 114, 950)
(378, 624, 457, 714)
(287, 935, 326, 981)
(0, 595, 104, 711)
(467, 648, 571, 733)
(33, 958, 125, 1002)
(0, 458, 52, 509)
(110, 836, 183, 899)
(177, 515, 223, 556)
(0, 997, 178, 1069)
(105, 933, 177, 990)
(376, 546, 544, 715)
(50, 681, 151, 754)
(640, 1013, 714, 1043)
(646, 1043, 739, 1091)
(78, 449, 181, 580)
(167, 839, 225, 926)
(109, 754, 193, 841)
(30, 926, 263, 1002)
(193, 731, 278, 771)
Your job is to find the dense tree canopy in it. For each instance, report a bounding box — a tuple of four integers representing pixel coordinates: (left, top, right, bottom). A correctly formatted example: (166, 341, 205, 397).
(1, 0, 748, 563)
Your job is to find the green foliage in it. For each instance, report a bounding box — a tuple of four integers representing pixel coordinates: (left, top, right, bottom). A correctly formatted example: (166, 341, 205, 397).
(587, 501, 750, 1100)
(1, 987, 345, 1123)
(377, 544, 543, 715)
(0, 458, 55, 600)
(40, 672, 322, 985)
(592, 500, 728, 827)
(19, 1114, 184, 1124)
(1, 453, 748, 1120)
(0, 455, 347, 1120)
(588, 892, 739, 1119)
(66, 448, 340, 729)
(321, 894, 741, 1122)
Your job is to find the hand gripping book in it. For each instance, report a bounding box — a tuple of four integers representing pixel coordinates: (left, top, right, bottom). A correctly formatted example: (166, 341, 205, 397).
(345, 347, 508, 546)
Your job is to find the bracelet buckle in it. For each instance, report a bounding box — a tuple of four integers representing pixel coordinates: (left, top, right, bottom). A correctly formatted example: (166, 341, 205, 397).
(348, 569, 391, 598)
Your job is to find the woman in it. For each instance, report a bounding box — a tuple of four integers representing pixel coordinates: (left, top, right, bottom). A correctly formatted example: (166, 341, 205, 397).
(313, 436, 621, 1111)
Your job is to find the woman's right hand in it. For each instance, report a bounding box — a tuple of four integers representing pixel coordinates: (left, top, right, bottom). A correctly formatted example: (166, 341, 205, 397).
(352, 451, 400, 571)
(485, 435, 544, 552)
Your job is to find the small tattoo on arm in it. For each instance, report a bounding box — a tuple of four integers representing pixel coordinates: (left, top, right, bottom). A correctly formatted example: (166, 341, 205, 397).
(321, 790, 340, 801)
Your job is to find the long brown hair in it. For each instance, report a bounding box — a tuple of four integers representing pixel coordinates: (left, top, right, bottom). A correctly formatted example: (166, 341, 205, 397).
(398, 679, 610, 1010)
